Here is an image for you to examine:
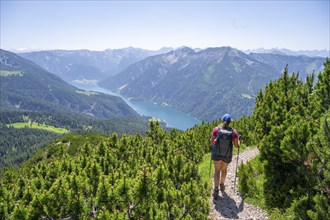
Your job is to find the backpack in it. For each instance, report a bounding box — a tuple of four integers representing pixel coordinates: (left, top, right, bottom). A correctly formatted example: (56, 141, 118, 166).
(215, 127, 233, 157)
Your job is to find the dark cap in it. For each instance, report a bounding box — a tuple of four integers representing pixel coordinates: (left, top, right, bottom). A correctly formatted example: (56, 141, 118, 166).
(222, 114, 231, 123)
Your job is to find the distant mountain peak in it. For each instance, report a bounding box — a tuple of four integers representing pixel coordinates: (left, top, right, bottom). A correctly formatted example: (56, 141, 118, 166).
(174, 46, 195, 54)
(161, 47, 195, 61)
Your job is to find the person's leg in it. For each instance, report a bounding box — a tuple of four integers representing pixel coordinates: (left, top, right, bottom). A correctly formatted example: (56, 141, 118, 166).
(213, 160, 223, 197)
(220, 161, 229, 191)
(214, 160, 223, 188)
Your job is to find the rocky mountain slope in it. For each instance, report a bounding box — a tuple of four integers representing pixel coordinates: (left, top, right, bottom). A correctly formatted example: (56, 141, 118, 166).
(99, 47, 326, 121)
(99, 47, 279, 121)
(19, 47, 172, 83)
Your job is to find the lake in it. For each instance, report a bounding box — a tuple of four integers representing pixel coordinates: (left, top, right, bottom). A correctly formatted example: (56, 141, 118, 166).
(71, 83, 202, 130)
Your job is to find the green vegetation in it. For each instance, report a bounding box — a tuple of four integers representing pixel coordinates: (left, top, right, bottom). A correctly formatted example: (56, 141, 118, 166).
(0, 49, 150, 173)
(238, 155, 266, 209)
(203, 65, 215, 82)
(0, 122, 212, 219)
(1, 47, 328, 219)
(238, 59, 330, 219)
(0, 115, 250, 219)
(0, 70, 23, 77)
(0, 111, 149, 174)
(7, 122, 69, 134)
(0, 125, 61, 172)
(198, 153, 213, 187)
(72, 79, 98, 85)
(75, 90, 98, 96)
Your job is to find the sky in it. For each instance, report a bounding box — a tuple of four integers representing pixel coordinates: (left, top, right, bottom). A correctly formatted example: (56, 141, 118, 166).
(1, 0, 329, 52)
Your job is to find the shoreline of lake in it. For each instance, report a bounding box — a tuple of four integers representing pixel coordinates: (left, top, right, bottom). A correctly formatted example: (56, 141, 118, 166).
(71, 83, 202, 130)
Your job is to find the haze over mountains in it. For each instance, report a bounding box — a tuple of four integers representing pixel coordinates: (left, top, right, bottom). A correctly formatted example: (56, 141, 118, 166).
(244, 48, 329, 58)
(15, 46, 327, 121)
(19, 47, 173, 83)
(18, 47, 327, 84)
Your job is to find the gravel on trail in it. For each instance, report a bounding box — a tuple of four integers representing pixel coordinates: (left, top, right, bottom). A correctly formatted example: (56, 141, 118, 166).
(209, 148, 268, 220)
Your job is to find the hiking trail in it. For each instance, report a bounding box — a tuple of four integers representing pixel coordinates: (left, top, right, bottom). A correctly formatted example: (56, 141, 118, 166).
(209, 147, 268, 220)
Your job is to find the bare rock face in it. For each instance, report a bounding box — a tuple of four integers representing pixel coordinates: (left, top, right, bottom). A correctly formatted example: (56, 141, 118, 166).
(209, 148, 268, 220)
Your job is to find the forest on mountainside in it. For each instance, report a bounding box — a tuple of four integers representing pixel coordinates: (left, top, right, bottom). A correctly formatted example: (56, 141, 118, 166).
(0, 111, 149, 174)
(0, 126, 61, 172)
(0, 59, 329, 219)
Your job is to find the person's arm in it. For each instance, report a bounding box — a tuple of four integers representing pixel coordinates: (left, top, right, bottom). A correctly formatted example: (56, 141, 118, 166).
(210, 132, 216, 144)
(233, 138, 240, 148)
(210, 127, 217, 144)
(233, 129, 240, 148)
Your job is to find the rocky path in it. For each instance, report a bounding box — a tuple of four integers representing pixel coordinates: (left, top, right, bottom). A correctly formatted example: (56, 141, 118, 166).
(209, 147, 268, 220)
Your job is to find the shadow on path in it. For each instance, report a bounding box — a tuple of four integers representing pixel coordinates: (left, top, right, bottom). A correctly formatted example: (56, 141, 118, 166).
(213, 191, 244, 219)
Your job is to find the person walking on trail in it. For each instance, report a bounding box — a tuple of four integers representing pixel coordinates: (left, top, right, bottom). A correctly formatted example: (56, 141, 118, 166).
(210, 114, 240, 198)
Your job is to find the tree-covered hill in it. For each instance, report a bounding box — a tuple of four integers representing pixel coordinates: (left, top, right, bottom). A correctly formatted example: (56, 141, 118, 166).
(0, 110, 149, 173)
(0, 125, 61, 172)
(0, 49, 142, 119)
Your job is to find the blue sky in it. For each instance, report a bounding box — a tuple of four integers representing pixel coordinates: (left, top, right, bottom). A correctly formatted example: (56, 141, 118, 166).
(1, 0, 329, 51)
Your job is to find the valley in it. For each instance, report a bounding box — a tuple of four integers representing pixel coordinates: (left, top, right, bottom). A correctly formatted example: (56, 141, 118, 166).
(71, 83, 202, 130)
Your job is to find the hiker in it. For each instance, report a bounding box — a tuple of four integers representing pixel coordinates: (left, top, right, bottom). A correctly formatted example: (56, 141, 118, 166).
(210, 113, 240, 197)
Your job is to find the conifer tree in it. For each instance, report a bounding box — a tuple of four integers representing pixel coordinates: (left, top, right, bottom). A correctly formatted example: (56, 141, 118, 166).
(306, 110, 330, 219)
(253, 66, 313, 208)
(312, 59, 330, 118)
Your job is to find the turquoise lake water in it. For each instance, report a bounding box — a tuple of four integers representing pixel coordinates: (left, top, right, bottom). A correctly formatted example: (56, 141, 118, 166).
(72, 83, 201, 130)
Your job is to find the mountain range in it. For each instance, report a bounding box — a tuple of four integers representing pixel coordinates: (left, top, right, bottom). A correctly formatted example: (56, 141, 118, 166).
(249, 52, 324, 80)
(14, 46, 327, 122)
(99, 47, 326, 121)
(18, 47, 328, 84)
(19, 47, 173, 83)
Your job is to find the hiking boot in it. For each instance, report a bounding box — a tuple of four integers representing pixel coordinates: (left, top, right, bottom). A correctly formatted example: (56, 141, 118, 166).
(213, 187, 219, 198)
(220, 183, 225, 191)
